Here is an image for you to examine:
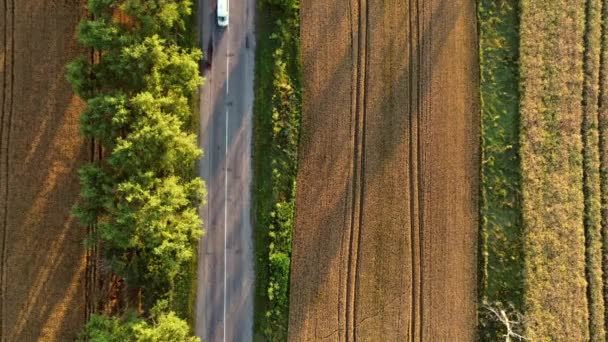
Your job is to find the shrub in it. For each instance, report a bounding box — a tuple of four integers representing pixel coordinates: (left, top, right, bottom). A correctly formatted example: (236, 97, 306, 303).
(80, 301, 199, 342)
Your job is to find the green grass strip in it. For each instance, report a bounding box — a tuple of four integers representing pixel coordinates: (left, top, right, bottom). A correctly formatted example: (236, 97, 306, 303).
(477, 0, 524, 339)
(252, 1, 301, 340)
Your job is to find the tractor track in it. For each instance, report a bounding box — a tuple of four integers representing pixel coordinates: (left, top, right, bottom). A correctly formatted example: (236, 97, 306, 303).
(0, 1, 14, 340)
(407, 0, 423, 340)
(345, 0, 368, 339)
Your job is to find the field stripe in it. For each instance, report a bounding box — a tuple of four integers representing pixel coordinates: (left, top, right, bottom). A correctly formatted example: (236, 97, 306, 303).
(581, 0, 606, 339)
(599, 0, 608, 330)
(410, 0, 424, 341)
(406, 0, 423, 340)
(0, 0, 6, 340)
(407, 0, 419, 339)
(0, 0, 15, 341)
(353, 0, 368, 338)
(345, 0, 367, 339)
(520, 0, 589, 339)
(0, 1, 13, 340)
(416, 1, 424, 340)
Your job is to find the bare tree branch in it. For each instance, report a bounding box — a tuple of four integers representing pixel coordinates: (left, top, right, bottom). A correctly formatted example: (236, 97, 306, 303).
(483, 303, 529, 342)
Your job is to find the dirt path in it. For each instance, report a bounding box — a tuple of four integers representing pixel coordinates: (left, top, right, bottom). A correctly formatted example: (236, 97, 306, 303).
(0, 1, 90, 340)
(289, 0, 479, 340)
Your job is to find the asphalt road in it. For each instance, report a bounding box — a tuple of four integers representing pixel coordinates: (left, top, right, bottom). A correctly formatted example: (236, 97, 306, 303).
(194, 0, 256, 340)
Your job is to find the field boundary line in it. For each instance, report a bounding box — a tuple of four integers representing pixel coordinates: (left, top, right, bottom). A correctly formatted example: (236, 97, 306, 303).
(416, 1, 424, 340)
(0, 0, 6, 338)
(0, 1, 14, 340)
(407, 0, 423, 340)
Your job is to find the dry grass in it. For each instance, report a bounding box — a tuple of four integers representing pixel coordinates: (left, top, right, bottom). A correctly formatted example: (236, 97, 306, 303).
(519, 0, 589, 339)
(0, 1, 90, 340)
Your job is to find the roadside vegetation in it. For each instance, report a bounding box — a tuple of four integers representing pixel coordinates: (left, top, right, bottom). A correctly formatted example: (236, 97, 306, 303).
(478, 0, 608, 339)
(66, 0, 203, 339)
(252, 0, 301, 339)
(477, 0, 524, 340)
(580, 0, 606, 339)
(519, 0, 589, 340)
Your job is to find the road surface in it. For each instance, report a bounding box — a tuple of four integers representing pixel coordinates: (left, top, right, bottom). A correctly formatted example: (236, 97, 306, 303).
(195, 0, 256, 340)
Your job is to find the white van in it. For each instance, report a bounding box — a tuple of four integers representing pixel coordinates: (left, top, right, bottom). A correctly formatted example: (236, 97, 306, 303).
(217, 0, 229, 27)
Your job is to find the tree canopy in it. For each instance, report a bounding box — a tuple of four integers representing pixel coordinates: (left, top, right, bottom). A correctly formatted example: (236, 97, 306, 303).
(67, 0, 204, 337)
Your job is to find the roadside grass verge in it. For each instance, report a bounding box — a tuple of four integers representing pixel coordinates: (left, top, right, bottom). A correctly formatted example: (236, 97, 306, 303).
(252, 0, 301, 340)
(519, 1, 589, 339)
(477, 0, 524, 339)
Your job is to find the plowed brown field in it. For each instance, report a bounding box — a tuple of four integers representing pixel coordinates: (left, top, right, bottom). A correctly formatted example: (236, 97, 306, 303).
(0, 1, 90, 340)
(289, 0, 479, 340)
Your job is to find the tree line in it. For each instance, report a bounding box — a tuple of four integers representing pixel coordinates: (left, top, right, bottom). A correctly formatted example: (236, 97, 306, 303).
(66, 0, 204, 340)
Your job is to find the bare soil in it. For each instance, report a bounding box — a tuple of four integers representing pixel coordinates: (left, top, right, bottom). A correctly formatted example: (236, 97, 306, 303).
(289, 0, 479, 340)
(0, 1, 91, 340)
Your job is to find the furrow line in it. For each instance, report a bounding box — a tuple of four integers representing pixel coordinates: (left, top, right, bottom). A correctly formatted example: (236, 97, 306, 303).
(0, 0, 7, 339)
(342, 0, 356, 338)
(407, 0, 413, 337)
(407, 0, 422, 339)
(0, 0, 6, 154)
(0, 1, 13, 340)
(415, 0, 423, 340)
(345, 0, 367, 339)
(352, 0, 369, 338)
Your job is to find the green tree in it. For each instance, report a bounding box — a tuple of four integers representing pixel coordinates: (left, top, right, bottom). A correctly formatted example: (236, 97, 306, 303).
(80, 301, 199, 342)
(68, 0, 203, 333)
